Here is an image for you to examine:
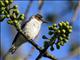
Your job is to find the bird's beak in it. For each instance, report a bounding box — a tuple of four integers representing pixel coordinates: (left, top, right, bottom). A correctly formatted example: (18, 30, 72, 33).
(41, 18, 48, 23)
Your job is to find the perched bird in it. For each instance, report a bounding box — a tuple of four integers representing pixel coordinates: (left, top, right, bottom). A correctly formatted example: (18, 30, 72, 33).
(8, 14, 47, 54)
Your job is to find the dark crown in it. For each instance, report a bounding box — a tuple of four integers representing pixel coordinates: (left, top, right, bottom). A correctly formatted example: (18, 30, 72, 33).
(35, 14, 43, 20)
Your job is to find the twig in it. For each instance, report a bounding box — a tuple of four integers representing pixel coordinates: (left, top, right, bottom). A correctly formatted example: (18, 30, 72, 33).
(24, 0, 33, 20)
(59, 47, 80, 60)
(70, 1, 80, 25)
(38, 0, 44, 14)
(43, 52, 56, 60)
(36, 36, 56, 60)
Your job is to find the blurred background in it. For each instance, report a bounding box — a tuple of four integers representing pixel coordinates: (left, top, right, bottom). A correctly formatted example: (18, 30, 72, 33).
(1, 0, 80, 60)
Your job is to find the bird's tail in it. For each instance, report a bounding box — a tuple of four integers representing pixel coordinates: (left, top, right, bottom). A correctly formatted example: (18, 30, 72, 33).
(3, 45, 17, 60)
(3, 33, 27, 60)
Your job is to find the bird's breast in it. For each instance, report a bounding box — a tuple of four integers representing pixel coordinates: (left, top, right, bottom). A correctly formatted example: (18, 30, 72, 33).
(23, 20, 41, 40)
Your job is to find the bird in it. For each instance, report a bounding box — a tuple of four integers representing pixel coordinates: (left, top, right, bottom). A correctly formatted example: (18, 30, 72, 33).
(7, 14, 47, 54)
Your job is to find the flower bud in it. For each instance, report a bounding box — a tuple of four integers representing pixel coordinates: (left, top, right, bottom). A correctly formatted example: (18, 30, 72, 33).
(58, 23, 62, 27)
(48, 31, 53, 35)
(59, 36, 63, 41)
(1, 7, 5, 11)
(63, 22, 66, 27)
(53, 24, 57, 27)
(7, 20, 13, 24)
(4, 10, 8, 15)
(53, 27, 57, 31)
(13, 14, 17, 19)
(68, 29, 72, 33)
(65, 21, 69, 25)
(44, 41, 49, 48)
(69, 26, 72, 29)
(0, 16, 5, 22)
(13, 9, 19, 15)
(48, 26, 53, 30)
(63, 39, 68, 43)
(8, 0, 13, 3)
(13, 5, 18, 9)
(61, 21, 64, 25)
(50, 46, 54, 51)
(0, 1, 5, 7)
(60, 41, 64, 46)
(6, 15, 10, 18)
(1, 11, 4, 14)
(57, 30, 60, 34)
(62, 29, 66, 33)
(56, 43, 60, 49)
(62, 34, 66, 38)
(19, 14, 24, 20)
(5, 0, 9, 5)
(66, 26, 69, 29)
(42, 35, 48, 39)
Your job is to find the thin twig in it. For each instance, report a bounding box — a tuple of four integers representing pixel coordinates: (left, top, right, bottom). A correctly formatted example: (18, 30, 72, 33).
(38, 0, 44, 14)
(71, 1, 80, 25)
(59, 47, 80, 60)
(36, 37, 56, 60)
(24, 0, 33, 20)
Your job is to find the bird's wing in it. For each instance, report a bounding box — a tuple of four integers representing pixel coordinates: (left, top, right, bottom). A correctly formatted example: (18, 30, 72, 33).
(12, 33, 20, 45)
(12, 18, 31, 45)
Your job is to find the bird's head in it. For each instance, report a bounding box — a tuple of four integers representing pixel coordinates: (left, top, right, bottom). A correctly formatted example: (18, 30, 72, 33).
(33, 14, 48, 23)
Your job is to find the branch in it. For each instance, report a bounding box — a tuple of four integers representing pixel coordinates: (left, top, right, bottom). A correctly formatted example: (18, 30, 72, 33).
(24, 0, 33, 20)
(14, 23, 56, 60)
(38, 0, 44, 14)
(36, 38, 56, 60)
(70, 1, 80, 25)
(59, 47, 80, 60)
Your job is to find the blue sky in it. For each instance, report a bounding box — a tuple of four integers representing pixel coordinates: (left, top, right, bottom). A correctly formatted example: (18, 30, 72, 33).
(1, 1, 80, 60)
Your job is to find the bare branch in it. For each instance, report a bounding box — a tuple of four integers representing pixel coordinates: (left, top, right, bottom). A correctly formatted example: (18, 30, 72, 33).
(24, 0, 33, 20)
(71, 1, 80, 25)
(38, 0, 44, 14)
(14, 23, 56, 60)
